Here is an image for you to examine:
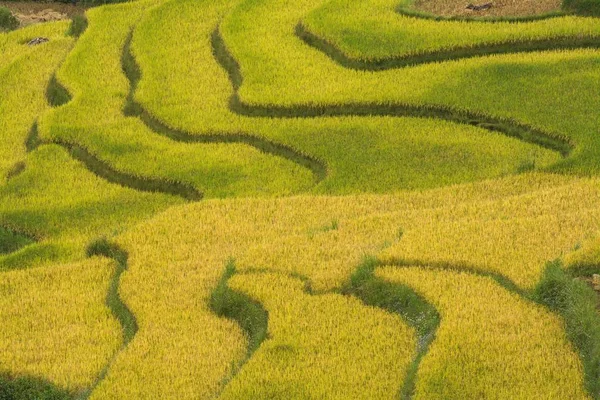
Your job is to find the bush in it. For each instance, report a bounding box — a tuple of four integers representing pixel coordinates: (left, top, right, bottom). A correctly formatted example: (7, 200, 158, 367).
(0, 7, 18, 31)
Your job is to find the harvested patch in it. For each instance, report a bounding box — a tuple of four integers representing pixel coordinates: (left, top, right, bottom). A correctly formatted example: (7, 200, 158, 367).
(0, 1, 86, 28)
(409, 0, 562, 18)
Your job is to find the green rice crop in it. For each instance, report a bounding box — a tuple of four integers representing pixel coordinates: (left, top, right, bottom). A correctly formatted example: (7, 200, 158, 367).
(38, 0, 316, 199)
(302, 0, 600, 61)
(131, 0, 561, 194)
(0, 145, 181, 271)
(218, 0, 600, 176)
(0, 36, 72, 183)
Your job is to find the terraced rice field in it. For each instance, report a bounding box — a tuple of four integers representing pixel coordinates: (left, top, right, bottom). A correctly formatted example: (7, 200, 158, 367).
(2, 0, 600, 398)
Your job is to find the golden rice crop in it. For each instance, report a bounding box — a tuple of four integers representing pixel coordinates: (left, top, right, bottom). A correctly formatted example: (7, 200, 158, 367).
(379, 177, 600, 288)
(68, 172, 599, 396)
(376, 266, 589, 399)
(220, 271, 416, 399)
(0, 258, 120, 393)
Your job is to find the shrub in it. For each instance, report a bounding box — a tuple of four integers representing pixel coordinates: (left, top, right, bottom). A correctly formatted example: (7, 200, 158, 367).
(0, 7, 18, 31)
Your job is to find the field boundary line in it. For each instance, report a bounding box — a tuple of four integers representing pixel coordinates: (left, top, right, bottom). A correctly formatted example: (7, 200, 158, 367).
(80, 239, 138, 400)
(212, 26, 574, 158)
(297, 21, 600, 71)
(122, 32, 328, 184)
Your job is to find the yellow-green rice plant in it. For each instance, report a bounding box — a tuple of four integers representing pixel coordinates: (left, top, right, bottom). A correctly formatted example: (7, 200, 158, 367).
(218, 0, 600, 175)
(0, 145, 181, 271)
(0, 257, 121, 394)
(563, 232, 600, 272)
(63, 172, 599, 396)
(380, 177, 600, 288)
(38, 0, 316, 199)
(131, 0, 562, 194)
(219, 271, 416, 399)
(0, 37, 73, 183)
(377, 266, 589, 399)
(0, 21, 70, 71)
(302, 0, 600, 62)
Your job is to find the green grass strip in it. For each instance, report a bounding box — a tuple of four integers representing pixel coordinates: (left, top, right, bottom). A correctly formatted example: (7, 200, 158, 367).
(342, 257, 439, 399)
(297, 21, 600, 71)
(368, 256, 600, 399)
(46, 75, 72, 108)
(534, 261, 600, 399)
(209, 261, 269, 394)
(0, 226, 34, 255)
(81, 238, 138, 400)
(212, 27, 573, 158)
(0, 374, 74, 400)
(27, 120, 202, 201)
(123, 30, 327, 183)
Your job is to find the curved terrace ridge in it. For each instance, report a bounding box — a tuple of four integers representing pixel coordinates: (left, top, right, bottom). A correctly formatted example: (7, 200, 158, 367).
(41, 41, 203, 202)
(81, 239, 138, 400)
(212, 26, 573, 158)
(296, 21, 600, 71)
(123, 32, 328, 185)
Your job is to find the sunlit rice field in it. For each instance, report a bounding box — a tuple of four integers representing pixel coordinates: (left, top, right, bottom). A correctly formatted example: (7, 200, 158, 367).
(2, 0, 600, 398)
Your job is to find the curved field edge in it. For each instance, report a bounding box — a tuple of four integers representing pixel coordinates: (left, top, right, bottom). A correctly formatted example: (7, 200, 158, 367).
(38, 31, 204, 201)
(296, 21, 600, 70)
(212, 26, 573, 158)
(342, 257, 439, 399)
(123, 30, 328, 183)
(368, 257, 600, 398)
(209, 261, 269, 395)
(0, 226, 35, 255)
(80, 239, 138, 400)
(209, 256, 600, 398)
(0, 374, 74, 400)
(28, 121, 203, 202)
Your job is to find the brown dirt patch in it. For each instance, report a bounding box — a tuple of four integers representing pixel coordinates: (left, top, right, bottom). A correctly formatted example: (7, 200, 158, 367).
(409, 0, 562, 18)
(0, 1, 87, 27)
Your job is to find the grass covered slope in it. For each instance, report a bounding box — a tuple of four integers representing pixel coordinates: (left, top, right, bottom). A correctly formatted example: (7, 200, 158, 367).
(219, 0, 600, 176)
(302, 0, 600, 63)
(0, 145, 181, 271)
(68, 173, 598, 397)
(0, 36, 73, 183)
(220, 272, 416, 399)
(38, 0, 316, 199)
(129, 0, 563, 193)
(2, 0, 600, 397)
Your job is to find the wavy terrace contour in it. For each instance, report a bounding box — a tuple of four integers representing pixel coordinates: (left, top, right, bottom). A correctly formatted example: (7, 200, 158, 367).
(296, 21, 600, 71)
(211, 257, 590, 399)
(374, 258, 600, 398)
(122, 32, 328, 184)
(212, 27, 573, 159)
(80, 239, 139, 400)
(26, 122, 202, 202)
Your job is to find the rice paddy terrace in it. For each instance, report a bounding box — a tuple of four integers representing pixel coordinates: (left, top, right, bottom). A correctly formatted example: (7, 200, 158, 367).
(2, 0, 600, 398)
